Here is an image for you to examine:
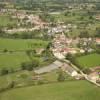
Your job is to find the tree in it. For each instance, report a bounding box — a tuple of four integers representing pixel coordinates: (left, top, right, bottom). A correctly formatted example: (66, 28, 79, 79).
(57, 69, 65, 82)
(66, 53, 75, 61)
(95, 27, 100, 37)
(8, 81, 15, 88)
(79, 31, 90, 38)
(46, 42, 52, 50)
(1, 68, 9, 75)
(21, 60, 39, 71)
(3, 48, 8, 53)
(21, 62, 33, 71)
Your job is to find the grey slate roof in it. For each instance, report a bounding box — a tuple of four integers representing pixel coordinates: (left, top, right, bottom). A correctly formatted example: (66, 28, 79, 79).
(34, 60, 63, 74)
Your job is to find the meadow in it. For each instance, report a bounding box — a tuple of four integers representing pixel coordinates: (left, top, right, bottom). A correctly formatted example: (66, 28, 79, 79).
(0, 70, 58, 89)
(0, 80, 100, 100)
(76, 53, 100, 68)
(0, 15, 17, 27)
(0, 38, 49, 69)
(0, 52, 30, 69)
(0, 38, 49, 51)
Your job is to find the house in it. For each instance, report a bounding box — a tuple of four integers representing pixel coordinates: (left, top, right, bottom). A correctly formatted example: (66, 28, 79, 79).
(53, 51, 65, 59)
(62, 63, 78, 77)
(96, 38, 100, 45)
(95, 15, 100, 20)
(35, 48, 44, 55)
(88, 72, 99, 83)
(91, 66, 100, 72)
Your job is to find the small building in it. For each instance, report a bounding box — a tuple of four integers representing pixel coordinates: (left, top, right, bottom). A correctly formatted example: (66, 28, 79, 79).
(96, 38, 100, 45)
(88, 72, 99, 83)
(62, 63, 78, 77)
(35, 48, 44, 55)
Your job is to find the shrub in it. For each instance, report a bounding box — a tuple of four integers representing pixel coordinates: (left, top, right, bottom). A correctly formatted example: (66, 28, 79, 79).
(0, 68, 9, 75)
(21, 60, 39, 71)
(57, 69, 65, 82)
(3, 48, 8, 53)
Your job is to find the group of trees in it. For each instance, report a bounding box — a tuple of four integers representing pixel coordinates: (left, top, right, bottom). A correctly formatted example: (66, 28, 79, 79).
(0, 60, 39, 76)
(0, 29, 52, 40)
(95, 27, 100, 37)
(57, 69, 65, 82)
(21, 60, 39, 71)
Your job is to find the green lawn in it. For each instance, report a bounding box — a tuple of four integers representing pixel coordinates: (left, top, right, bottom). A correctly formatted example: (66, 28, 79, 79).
(77, 53, 100, 68)
(0, 38, 49, 51)
(0, 80, 100, 100)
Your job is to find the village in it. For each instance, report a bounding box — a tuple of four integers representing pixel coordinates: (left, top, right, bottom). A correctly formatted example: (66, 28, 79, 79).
(0, 1, 100, 99)
(0, 6, 100, 85)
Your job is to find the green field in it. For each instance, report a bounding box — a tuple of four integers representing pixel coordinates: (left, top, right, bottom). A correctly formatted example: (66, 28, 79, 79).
(0, 38, 49, 51)
(77, 53, 100, 68)
(0, 38, 49, 69)
(0, 15, 17, 27)
(0, 70, 57, 89)
(0, 80, 100, 100)
(0, 70, 31, 88)
(0, 52, 30, 69)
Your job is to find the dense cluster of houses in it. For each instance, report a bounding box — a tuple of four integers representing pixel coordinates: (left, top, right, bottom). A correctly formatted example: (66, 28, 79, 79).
(51, 33, 85, 59)
(48, 23, 77, 36)
(0, 8, 17, 14)
(12, 12, 47, 28)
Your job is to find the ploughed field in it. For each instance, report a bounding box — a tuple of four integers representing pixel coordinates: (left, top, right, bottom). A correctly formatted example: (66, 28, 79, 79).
(0, 80, 100, 100)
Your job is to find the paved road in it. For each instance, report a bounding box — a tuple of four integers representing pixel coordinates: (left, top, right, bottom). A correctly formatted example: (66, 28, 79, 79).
(64, 59, 100, 87)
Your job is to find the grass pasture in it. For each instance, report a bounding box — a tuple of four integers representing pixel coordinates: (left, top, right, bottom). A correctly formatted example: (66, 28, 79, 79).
(0, 80, 100, 100)
(0, 38, 49, 51)
(0, 38, 49, 69)
(0, 15, 17, 27)
(76, 53, 100, 68)
(0, 70, 31, 88)
(0, 52, 30, 69)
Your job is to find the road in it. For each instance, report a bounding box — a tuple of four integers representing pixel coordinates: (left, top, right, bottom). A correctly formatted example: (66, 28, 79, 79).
(63, 59, 100, 87)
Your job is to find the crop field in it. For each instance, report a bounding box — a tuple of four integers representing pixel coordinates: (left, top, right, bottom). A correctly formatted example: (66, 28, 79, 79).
(0, 80, 100, 100)
(76, 53, 100, 68)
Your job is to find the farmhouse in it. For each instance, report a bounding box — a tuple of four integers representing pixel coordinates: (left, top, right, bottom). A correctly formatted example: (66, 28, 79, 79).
(96, 38, 100, 45)
(35, 48, 44, 55)
(88, 72, 99, 83)
(62, 63, 78, 77)
(95, 15, 100, 20)
(53, 52, 65, 59)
